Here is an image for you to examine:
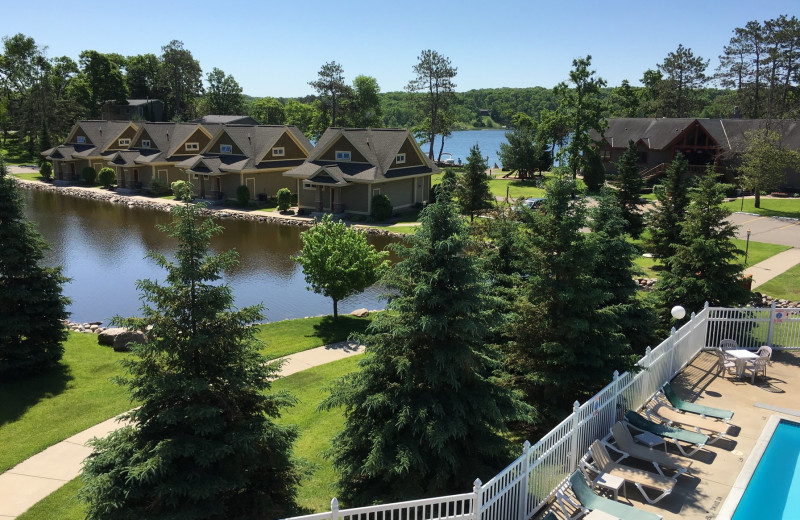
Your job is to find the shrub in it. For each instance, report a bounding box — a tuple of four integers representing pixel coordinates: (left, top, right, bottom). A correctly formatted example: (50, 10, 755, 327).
(277, 187, 292, 212)
(147, 178, 171, 196)
(582, 148, 605, 191)
(652, 184, 666, 199)
(98, 167, 116, 188)
(81, 166, 97, 185)
(171, 180, 191, 200)
(39, 161, 53, 181)
(236, 184, 250, 207)
(371, 193, 392, 221)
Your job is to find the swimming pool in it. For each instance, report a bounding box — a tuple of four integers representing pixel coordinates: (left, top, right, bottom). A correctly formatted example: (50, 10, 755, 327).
(721, 416, 800, 519)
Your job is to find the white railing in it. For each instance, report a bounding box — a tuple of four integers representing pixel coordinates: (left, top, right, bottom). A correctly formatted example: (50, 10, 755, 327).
(283, 304, 799, 520)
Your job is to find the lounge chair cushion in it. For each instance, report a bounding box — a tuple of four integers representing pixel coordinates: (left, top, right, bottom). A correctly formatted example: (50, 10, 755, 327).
(625, 411, 709, 446)
(610, 422, 691, 474)
(649, 403, 730, 436)
(569, 471, 661, 520)
(662, 383, 733, 420)
(590, 441, 676, 491)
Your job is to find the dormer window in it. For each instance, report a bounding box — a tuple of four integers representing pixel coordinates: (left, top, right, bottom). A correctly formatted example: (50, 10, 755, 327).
(141, 139, 151, 148)
(272, 147, 285, 157)
(118, 138, 131, 146)
(220, 144, 232, 154)
(396, 153, 406, 164)
(185, 142, 199, 151)
(335, 150, 351, 161)
(76, 136, 86, 144)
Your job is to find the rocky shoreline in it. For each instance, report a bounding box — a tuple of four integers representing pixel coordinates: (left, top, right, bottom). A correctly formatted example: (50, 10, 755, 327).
(15, 179, 406, 238)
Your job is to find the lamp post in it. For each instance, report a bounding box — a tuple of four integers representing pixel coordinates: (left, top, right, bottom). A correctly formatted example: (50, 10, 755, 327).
(744, 229, 751, 266)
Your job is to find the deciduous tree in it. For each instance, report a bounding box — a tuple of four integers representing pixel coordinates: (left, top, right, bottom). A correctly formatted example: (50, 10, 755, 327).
(204, 67, 243, 115)
(350, 75, 382, 128)
(250, 97, 285, 125)
(737, 128, 800, 208)
(78, 50, 128, 117)
(159, 40, 203, 120)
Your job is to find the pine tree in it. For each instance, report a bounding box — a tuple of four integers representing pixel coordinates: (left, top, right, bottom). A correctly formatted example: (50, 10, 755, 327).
(615, 140, 645, 238)
(80, 191, 301, 520)
(651, 169, 751, 328)
(457, 144, 493, 220)
(645, 154, 690, 260)
(322, 199, 531, 505)
(0, 157, 69, 378)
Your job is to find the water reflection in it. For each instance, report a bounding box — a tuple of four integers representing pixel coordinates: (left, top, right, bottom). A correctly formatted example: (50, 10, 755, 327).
(23, 190, 393, 323)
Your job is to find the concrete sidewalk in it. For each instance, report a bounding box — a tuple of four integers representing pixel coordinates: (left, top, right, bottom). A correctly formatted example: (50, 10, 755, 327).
(0, 341, 364, 519)
(745, 247, 800, 288)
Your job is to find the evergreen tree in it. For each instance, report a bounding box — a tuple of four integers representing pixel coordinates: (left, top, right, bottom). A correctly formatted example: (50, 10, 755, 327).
(651, 169, 751, 328)
(582, 147, 605, 191)
(80, 189, 301, 520)
(322, 199, 531, 505)
(506, 175, 634, 427)
(615, 140, 645, 238)
(0, 157, 69, 378)
(457, 144, 492, 220)
(645, 154, 690, 260)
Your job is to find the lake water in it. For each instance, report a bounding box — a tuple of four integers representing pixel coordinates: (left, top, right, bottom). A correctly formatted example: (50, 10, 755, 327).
(426, 129, 509, 169)
(23, 189, 394, 324)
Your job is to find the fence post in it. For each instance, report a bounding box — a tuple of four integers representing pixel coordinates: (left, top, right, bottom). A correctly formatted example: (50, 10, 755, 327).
(570, 401, 581, 470)
(643, 346, 652, 405)
(612, 370, 621, 421)
(669, 327, 677, 378)
(330, 497, 339, 520)
(767, 301, 777, 347)
(473, 478, 483, 520)
(518, 440, 531, 520)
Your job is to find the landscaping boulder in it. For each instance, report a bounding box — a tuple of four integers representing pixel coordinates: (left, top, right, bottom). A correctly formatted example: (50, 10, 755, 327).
(350, 308, 370, 318)
(113, 330, 147, 352)
(98, 327, 127, 346)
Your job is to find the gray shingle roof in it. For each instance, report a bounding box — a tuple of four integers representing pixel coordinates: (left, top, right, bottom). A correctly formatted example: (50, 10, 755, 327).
(69, 120, 136, 153)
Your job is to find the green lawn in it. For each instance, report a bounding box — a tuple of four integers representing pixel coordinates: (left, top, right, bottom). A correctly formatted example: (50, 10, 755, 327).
(385, 225, 419, 235)
(16, 354, 361, 519)
(11, 171, 45, 182)
(488, 177, 547, 200)
(757, 263, 800, 301)
(0, 333, 131, 473)
(723, 197, 800, 219)
(255, 315, 373, 360)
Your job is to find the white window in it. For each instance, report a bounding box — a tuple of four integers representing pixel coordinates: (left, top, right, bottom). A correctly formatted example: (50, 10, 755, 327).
(185, 142, 199, 151)
(220, 144, 232, 154)
(192, 173, 199, 179)
(157, 169, 167, 181)
(303, 182, 317, 190)
(272, 147, 285, 157)
(335, 150, 351, 161)
(373, 188, 381, 196)
(76, 136, 86, 144)
(142, 139, 151, 148)
(118, 138, 131, 146)
(396, 153, 406, 164)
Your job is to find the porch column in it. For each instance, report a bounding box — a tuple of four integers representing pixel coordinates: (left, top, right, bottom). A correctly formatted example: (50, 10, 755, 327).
(315, 186, 323, 212)
(333, 187, 344, 213)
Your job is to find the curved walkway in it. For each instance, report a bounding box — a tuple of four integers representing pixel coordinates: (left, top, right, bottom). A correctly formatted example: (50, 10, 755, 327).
(0, 341, 364, 519)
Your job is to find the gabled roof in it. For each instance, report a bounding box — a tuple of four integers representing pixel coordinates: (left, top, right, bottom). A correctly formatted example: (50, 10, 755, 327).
(108, 151, 140, 166)
(65, 120, 137, 154)
(197, 125, 312, 172)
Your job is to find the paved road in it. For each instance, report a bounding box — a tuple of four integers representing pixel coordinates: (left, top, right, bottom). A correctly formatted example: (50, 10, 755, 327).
(728, 213, 800, 248)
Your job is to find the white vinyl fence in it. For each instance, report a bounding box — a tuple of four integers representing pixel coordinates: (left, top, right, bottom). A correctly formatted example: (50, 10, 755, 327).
(284, 304, 800, 520)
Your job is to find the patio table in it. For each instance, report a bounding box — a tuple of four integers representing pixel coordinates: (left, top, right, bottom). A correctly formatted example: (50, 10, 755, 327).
(725, 349, 760, 377)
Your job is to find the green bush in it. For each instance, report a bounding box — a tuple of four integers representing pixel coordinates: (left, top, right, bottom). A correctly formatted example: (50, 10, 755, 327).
(147, 178, 171, 196)
(371, 193, 392, 221)
(98, 167, 116, 188)
(582, 148, 605, 191)
(171, 180, 191, 200)
(39, 161, 53, 181)
(236, 184, 250, 207)
(277, 187, 292, 212)
(653, 184, 666, 199)
(81, 166, 97, 185)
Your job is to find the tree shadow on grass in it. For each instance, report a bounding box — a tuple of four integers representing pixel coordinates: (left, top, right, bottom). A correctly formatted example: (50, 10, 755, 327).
(0, 363, 72, 427)
(311, 315, 372, 346)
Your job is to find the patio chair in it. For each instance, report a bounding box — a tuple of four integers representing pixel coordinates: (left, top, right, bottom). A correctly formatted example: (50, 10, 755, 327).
(714, 348, 737, 378)
(624, 410, 709, 457)
(585, 440, 676, 504)
(556, 470, 662, 520)
(744, 356, 769, 383)
(661, 383, 734, 421)
(607, 422, 692, 476)
(756, 345, 773, 362)
(645, 402, 731, 445)
(719, 339, 738, 350)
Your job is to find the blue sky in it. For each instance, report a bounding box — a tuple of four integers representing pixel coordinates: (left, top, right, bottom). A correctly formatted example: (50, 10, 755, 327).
(3, 0, 796, 98)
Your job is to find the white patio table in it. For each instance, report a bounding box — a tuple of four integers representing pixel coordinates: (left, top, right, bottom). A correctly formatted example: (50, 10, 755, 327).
(725, 349, 760, 377)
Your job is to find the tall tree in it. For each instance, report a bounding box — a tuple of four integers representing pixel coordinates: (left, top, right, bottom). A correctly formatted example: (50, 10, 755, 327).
(0, 157, 70, 378)
(284, 99, 323, 139)
(159, 40, 203, 121)
(737, 128, 800, 208)
(204, 67, 244, 115)
(645, 154, 690, 260)
(294, 214, 388, 320)
(608, 79, 641, 117)
(321, 199, 531, 504)
(78, 50, 128, 117)
(615, 140, 645, 238)
(554, 55, 607, 180)
(308, 61, 351, 127)
(457, 144, 493, 220)
(250, 97, 285, 124)
(349, 75, 382, 128)
(651, 169, 751, 329)
(125, 53, 160, 100)
(0, 34, 44, 148)
(80, 188, 301, 520)
(406, 49, 457, 160)
(657, 44, 709, 117)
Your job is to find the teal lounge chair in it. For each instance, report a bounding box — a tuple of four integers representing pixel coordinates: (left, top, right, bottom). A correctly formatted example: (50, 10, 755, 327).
(556, 470, 662, 520)
(624, 410, 709, 457)
(662, 383, 734, 421)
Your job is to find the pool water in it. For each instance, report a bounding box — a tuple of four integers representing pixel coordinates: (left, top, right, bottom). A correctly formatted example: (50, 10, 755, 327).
(733, 420, 800, 519)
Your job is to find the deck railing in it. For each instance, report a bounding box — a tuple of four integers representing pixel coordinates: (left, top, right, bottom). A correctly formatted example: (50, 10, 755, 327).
(283, 304, 799, 520)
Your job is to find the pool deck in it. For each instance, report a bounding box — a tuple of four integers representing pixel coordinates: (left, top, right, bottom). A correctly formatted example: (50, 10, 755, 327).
(546, 349, 800, 520)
